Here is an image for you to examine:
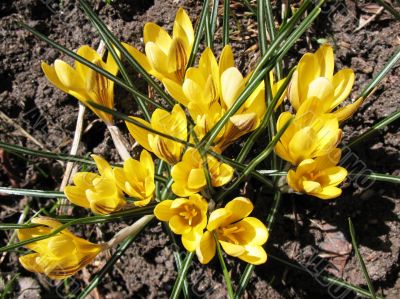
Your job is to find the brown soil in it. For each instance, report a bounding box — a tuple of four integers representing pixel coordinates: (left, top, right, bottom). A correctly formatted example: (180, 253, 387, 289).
(0, 0, 399, 298)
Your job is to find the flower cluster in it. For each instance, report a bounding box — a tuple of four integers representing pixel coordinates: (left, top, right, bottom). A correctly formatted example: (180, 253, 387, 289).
(18, 6, 360, 280)
(275, 45, 361, 199)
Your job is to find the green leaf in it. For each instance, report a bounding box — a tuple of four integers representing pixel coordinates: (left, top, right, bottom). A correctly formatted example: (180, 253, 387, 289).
(223, 0, 230, 46)
(375, 0, 400, 20)
(0, 187, 65, 198)
(348, 218, 377, 299)
(170, 251, 195, 299)
(215, 234, 235, 299)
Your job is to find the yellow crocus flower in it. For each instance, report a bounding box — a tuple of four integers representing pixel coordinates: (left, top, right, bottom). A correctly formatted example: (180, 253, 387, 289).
(64, 155, 126, 214)
(274, 98, 342, 166)
(41, 45, 119, 124)
(196, 197, 268, 265)
(171, 148, 234, 197)
(18, 217, 104, 279)
(288, 44, 362, 121)
(125, 104, 187, 164)
(113, 150, 155, 207)
(287, 148, 348, 199)
(154, 194, 208, 251)
(123, 8, 194, 84)
(165, 45, 281, 151)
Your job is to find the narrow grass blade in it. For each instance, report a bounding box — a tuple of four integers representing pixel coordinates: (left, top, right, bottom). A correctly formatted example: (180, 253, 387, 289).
(223, 0, 230, 46)
(375, 0, 400, 20)
(347, 110, 400, 148)
(348, 218, 377, 299)
(366, 173, 400, 184)
(205, 4, 213, 48)
(79, 0, 175, 107)
(0, 187, 65, 198)
(242, 0, 257, 15)
(215, 234, 235, 299)
(77, 216, 152, 299)
(216, 118, 291, 201)
(170, 251, 195, 299)
(18, 22, 162, 110)
(187, 0, 209, 68)
(210, 0, 220, 42)
(257, 0, 268, 55)
(361, 48, 400, 98)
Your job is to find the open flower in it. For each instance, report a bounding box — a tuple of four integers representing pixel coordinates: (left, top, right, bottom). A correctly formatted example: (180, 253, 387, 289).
(17, 217, 104, 279)
(287, 149, 348, 199)
(64, 155, 126, 214)
(125, 104, 187, 164)
(154, 194, 208, 251)
(113, 150, 155, 206)
(124, 8, 194, 84)
(288, 44, 361, 121)
(196, 197, 268, 265)
(274, 98, 342, 166)
(42, 45, 119, 124)
(171, 148, 234, 197)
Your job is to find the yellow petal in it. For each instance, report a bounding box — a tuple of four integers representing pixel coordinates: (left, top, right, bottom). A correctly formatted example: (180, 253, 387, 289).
(91, 154, 112, 177)
(225, 197, 254, 224)
(302, 180, 322, 193)
(154, 200, 174, 221)
(238, 217, 269, 245)
(315, 44, 334, 79)
(41, 62, 69, 93)
(140, 150, 154, 178)
(239, 245, 268, 265)
(122, 42, 152, 73)
(196, 231, 216, 264)
(220, 67, 245, 109)
(287, 70, 300, 110)
(64, 185, 91, 208)
(207, 208, 232, 231)
(219, 240, 246, 257)
(288, 127, 316, 164)
(187, 168, 207, 190)
(182, 229, 202, 252)
(333, 97, 363, 122)
(47, 235, 76, 257)
(314, 186, 342, 199)
(144, 23, 172, 53)
(19, 253, 44, 274)
(287, 169, 300, 192)
(163, 78, 189, 106)
(167, 37, 188, 82)
(53, 59, 84, 91)
(169, 215, 191, 235)
(75, 45, 101, 80)
(297, 53, 320, 101)
(321, 166, 348, 186)
(331, 68, 355, 110)
(125, 117, 152, 151)
(306, 77, 334, 113)
(145, 42, 169, 75)
(219, 45, 235, 74)
(173, 8, 194, 47)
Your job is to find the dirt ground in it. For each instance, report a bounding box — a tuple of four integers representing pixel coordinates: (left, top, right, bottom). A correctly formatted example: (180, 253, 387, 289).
(0, 0, 399, 298)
